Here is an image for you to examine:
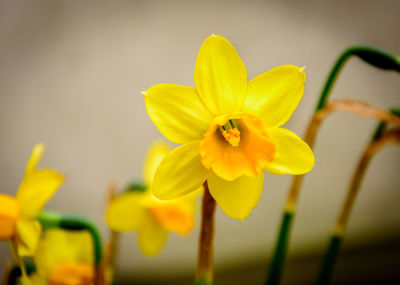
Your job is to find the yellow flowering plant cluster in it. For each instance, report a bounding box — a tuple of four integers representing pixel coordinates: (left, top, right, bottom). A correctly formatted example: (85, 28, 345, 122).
(0, 35, 316, 285)
(31, 229, 95, 285)
(106, 142, 198, 257)
(0, 144, 64, 258)
(3, 35, 394, 285)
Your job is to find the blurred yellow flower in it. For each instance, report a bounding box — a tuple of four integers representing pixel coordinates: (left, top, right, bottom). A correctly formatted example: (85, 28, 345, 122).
(105, 142, 197, 256)
(143, 34, 314, 220)
(0, 144, 64, 256)
(32, 229, 95, 285)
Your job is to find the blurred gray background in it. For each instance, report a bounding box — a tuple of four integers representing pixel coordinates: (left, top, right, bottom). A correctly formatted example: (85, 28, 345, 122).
(0, 0, 399, 284)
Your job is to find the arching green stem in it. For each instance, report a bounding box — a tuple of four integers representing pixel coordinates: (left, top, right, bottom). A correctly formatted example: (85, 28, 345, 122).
(315, 108, 400, 285)
(38, 211, 103, 284)
(316, 45, 400, 112)
(266, 45, 400, 285)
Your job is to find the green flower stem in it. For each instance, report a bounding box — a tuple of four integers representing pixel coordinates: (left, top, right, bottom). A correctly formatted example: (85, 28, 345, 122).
(266, 45, 400, 285)
(316, 120, 400, 285)
(195, 181, 216, 285)
(37, 211, 103, 284)
(315, 233, 343, 285)
(265, 208, 294, 285)
(316, 45, 400, 112)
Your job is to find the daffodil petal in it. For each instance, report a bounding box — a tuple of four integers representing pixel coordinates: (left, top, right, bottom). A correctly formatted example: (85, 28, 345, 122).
(34, 230, 93, 277)
(16, 170, 64, 219)
(194, 34, 247, 114)
(16, 219, 41, 256)
(143, 141, 170, 186)
(207, 171, 264, 220)
(153, 141, 207, 200)
(138, 215, 168, 257)
(144, 84, 213, 143)
(264, 128, 314, 175)
(0, 194, 19, 239)
(105, 192, 148, 232)
(25, 144, 45, 175)
(244, 65, 306, 127)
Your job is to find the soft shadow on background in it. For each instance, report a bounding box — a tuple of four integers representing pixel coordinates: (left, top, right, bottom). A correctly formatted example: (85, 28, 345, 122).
(0, 0, 399, 284)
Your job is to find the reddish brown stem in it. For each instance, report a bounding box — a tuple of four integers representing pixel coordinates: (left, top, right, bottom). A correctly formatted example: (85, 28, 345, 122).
(335, 128, 400, 234)
(285, 99, 400, 210)
(195, 181, 216, 285)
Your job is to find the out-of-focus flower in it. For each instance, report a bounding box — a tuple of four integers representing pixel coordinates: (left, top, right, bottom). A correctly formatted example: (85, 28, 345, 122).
(143, 34, 315, 220)
(32, 229, 95, 285)
(105, 142, 197, 256)
(0, 144, 64, 256)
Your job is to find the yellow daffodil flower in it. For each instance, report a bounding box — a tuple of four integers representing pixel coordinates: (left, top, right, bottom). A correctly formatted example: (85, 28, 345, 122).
(0, 144, 64, 256)
(32, 229, 96, 285)
(105, 142, 197, 257)
(143, 35, 315, 220)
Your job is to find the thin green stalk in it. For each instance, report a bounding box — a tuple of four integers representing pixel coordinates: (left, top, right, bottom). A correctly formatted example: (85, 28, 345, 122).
(315, 109, 400, 285)
(38, 211, 103, 285)
(315, 234, 343, 285)
(266, 45, 400, 285)
(316, 45, 400, 112)
(38, 211, 103, 265)
(266, 209, 294, 285)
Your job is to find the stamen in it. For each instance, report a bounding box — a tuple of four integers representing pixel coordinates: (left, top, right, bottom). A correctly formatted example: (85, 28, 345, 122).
(218, 119, 241, 147)
(221, 128, 241, 147)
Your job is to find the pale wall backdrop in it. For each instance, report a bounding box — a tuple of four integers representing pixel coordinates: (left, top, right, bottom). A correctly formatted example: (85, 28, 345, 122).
(0, 0, 399, 283)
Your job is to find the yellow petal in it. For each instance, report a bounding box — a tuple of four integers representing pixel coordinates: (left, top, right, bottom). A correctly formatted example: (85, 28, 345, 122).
(25, 144, 45, 175)
(194, 34, 247, 114)
(152, 141, 208, 200)
(105, 192, 148, 232)
(138, 215, 168, 257)
(34, 229, 93, 278)
(264, 128, 314, 175)
(16, 170, 64, 219)
(16, 219, 41, 256)
(0, 194, 19, 239)
(48, 263, 93, 285)
(144, 84, 213, 144)
(149, 202, 195, 236)
(143, 141, 170, 186)
(207, 171, 264, 220)
(244, 65, 306, 127)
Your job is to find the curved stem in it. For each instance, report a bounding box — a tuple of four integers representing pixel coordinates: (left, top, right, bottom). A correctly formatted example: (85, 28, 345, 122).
(316, 45, 400, 112)
(316, 128, 400, 285)
(335, 128, 400, 235)
(195, 181, 216, 285)
(38, 211, 103, 285)
(267, 100, 400, 285)
(288, 99, 400, 211)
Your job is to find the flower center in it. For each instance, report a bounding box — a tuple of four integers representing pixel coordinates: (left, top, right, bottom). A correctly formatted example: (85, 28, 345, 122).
(199, 112, 276, 181)
(219, 119, 240, 147)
